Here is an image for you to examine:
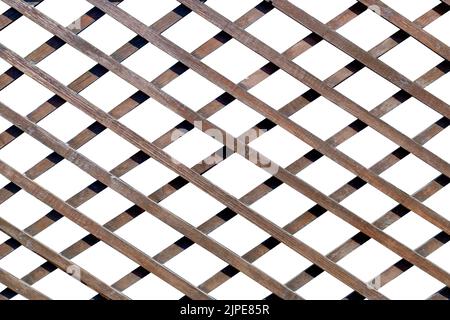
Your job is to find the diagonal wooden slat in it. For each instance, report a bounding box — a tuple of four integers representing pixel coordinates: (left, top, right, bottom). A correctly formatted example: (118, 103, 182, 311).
(358, 0, 450, 61)
(0, 266, 49, 300)
(0, 217, 130, 300)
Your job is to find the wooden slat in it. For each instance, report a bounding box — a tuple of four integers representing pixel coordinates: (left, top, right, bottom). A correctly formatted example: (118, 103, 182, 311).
(0, 267, 49, 300)
(0, 217, 130, 300)
(358, 0, 450, 61)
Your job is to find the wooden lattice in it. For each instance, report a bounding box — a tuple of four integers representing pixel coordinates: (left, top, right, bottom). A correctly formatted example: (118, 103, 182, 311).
(0, 0, 448, 300)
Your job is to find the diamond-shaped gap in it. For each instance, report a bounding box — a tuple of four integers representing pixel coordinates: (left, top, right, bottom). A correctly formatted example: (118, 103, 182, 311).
(335, 67, 400, 110)
(0, 54, 12, 75)
(162, 69, 224, 111)
(209, 214, 271, 256)
(202, 38, 269, 83)
(0, 73, 55, 116)
(289, 0, 358, 24)
(210, 272, 271, 299)
(203, 153, 272, 198)
(253, 244, 313, 283)
(249, 125, 312, 167)
(208, 99, 265, 137)
(0, 108, 12, 135)
(428, 242, 450, 273)
(380, 154, 441, 194)
(71, 241, 139, 285)
(121, 158, 178, 196)
(297, 271, 353, 300)
(382, 0, 441, 21)
(33, 216, 89, 253)
(119, 98, 184, 142)
(297, 155, 356, 195)
(0, 15, 53, 57)
(79, 71, 138, 112)
(0, 189, 51, 230)
(425, 11, 450, 46)
(78, 14, 137, 55)
(0, 246, 46, 279)
(114, 210, 184, 257)
(162, 11, 221, 52)
(35, 159, 96, 200)
(337, 9, 399, 51)
(379, 38, 444, 81)
(0, 2, 9, 13)
(159, 183, 225, 227)
(163, 128, 223, 168)
(121, 42, 178, 83)
(293, 40, 354, 80)
(290, 96, 356, 140)
(31, 268, 97, 300)
(10, 295, 27, 300)
(250, 182, 316, 227)
(340, 184, 398, 223)
(337, 127, 399, 168)
(245, 8, 312, 53)
(422, 183, 450, 220)
(78, 187, 135, 225)
(37, 44, 97, 85)
(0, 229, 8, 244)
(337, 239, 401, 283)
(426, 70, 450, 104)
(0, 131, 53, 173)
(381, 97, 442, 138)
(424, 127, 450, 163)
(205, 0, 262, 22)
(123, 273, 183, 300)
(118, 0, 179, 26)
(384, 212, 441, 249)
(164, 244, 227, 286)
(293, 211, 359, 255)
(38, 102, 95, 142)
(36, 0, 94, 26)
(77, 128, 140, 171)
(378, 266, 445, 299)
(248, 69, 309, 110)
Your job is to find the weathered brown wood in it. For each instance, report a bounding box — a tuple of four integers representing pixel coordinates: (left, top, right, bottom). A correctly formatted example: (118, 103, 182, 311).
(0, 217, 130, 300)
(0, 267, 50, 300)
(0, 0, 447, 300)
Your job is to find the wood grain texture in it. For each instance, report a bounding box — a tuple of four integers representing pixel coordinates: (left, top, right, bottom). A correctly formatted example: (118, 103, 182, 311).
(0, 0, 447, 300)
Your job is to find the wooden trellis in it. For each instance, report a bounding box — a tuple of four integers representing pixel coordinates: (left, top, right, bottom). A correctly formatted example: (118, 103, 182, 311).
(0, 0, 448, 300)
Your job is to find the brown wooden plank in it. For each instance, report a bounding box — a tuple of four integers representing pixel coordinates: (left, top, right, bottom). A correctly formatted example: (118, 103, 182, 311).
(0, 267, 50, 300)
(0, 217, 130, 300)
